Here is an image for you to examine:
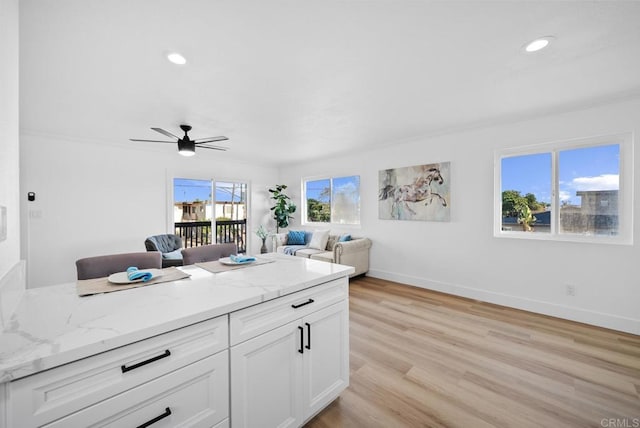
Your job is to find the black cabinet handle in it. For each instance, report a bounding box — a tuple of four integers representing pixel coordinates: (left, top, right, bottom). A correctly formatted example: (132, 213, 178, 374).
(298, 326, 304, 354)
(121, 350, 171, 373)
(291, 298, 314, 309)
(137, 407, 172, 428)
(305, 322, 311, 350)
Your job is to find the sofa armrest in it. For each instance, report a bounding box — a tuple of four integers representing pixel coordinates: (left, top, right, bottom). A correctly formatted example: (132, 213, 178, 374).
(334, 237, 371, 255)
(333, 237, 372, 276)
(272, 233, 288, 249)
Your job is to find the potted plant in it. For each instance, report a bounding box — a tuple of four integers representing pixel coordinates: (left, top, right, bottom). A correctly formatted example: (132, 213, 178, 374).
(269, 184, 296, 233)
(256, 225, 269, 254)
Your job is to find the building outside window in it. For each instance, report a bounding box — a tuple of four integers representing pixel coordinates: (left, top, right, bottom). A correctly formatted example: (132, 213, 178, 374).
(173, 178, 248, 251)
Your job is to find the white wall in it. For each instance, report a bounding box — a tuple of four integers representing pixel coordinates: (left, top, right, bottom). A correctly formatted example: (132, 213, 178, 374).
(0, 0, 24, 331)
(279, 97, 640, 335)
(20, 135, 278, 288)
(0, 0, 20, 279)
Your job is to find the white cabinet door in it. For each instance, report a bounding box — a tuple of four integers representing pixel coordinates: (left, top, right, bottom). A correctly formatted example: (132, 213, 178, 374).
(231, 300, 349, 428)
(302, 300, 349, 420)
(231, 321, 303, 428)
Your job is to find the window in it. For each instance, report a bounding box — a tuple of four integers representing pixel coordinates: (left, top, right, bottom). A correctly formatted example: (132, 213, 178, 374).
(173, 178, 248, 252)
(495, 133, 632, 244)
(303, 175, 360, 225)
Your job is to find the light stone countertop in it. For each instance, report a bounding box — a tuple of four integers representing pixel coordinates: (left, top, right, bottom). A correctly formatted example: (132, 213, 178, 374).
(0, 254, 354, 383)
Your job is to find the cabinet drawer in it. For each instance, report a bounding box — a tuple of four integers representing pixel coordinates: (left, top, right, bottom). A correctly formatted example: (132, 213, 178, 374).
(10, 315, 228, 428)
(230, 277, 347, 346)
(44, 351, 229, 428)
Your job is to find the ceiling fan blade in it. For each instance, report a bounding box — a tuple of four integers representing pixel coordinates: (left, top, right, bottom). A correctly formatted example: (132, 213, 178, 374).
(151, 127, 179, 139)
(130, 139, 176, 143)
(194, 136, 228, 144)
(198, 145, 228, 151)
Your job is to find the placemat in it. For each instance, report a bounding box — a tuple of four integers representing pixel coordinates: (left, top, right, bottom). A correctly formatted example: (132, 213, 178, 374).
(195, 257, 275, 274)
(76, 267, 191, 297)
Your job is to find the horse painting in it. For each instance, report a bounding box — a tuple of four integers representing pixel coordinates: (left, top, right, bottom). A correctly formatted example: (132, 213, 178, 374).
(378, 162, 450, 221)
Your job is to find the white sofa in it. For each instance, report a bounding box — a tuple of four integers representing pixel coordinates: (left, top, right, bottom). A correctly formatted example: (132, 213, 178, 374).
(274, 231, 372, 277)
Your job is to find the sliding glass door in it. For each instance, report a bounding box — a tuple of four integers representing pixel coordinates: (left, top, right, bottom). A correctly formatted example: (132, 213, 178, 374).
(173, 178, 248, 253)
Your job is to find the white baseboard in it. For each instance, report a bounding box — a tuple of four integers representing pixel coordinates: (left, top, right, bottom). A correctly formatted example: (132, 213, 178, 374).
(367, 269, 640, 335)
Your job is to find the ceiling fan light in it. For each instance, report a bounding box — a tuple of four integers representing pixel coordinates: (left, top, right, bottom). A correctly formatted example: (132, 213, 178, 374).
(178, 139, 195, 156)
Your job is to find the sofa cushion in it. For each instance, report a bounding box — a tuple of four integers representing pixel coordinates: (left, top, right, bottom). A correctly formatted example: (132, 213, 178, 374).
(162, 249, 183, 260)
(295, 248, 327, 258)
(287, 230, 306, 245)
(338, 234, 352, 242)
(310, 252, 334, 263)
(308, 230, 330, 250)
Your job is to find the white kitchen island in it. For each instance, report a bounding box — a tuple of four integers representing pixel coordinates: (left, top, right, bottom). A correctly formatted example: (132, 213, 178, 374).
(0, 253, 353, 427)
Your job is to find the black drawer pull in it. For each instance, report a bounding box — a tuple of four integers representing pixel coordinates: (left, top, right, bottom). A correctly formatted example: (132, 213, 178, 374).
(298, 326, 304, 354)
(121, 349, 171, 373)
(305, 322, 311, 350)
(291, 298, 314, 309)
(137, 407, 172, 428)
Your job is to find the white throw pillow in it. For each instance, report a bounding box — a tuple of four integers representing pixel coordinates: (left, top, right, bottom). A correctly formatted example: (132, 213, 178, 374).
(308, 230, 330, 250)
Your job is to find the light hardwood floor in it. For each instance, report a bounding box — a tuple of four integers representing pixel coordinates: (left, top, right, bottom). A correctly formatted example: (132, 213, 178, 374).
(305, 276, 640, 428)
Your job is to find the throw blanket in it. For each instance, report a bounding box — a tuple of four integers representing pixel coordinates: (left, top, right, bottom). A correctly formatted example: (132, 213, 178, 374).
(282, 246, 304, 255)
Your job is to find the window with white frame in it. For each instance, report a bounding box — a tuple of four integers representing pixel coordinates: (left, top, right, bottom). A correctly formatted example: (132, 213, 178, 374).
(173, 178, 249, 252)
(495, 133, 633, 244)
(303, 175, 360, 225)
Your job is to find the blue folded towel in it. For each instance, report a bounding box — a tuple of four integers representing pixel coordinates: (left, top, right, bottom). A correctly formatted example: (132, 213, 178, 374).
(126, 266, 154, 282)
(230, 254, 256, 264)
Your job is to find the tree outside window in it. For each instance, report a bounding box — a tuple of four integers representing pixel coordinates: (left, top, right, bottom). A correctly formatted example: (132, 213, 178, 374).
(304, 176, 360, 225)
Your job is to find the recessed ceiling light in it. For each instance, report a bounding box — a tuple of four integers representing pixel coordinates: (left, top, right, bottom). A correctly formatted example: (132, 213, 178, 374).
(524, 36, 554, 53)
(167, 52, 187, 65)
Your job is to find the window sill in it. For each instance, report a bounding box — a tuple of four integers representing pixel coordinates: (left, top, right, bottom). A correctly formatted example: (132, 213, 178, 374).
(494, 231, 632, 246)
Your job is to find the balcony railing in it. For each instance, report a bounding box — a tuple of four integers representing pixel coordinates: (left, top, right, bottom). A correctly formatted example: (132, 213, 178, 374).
(175, 219, 246, 253)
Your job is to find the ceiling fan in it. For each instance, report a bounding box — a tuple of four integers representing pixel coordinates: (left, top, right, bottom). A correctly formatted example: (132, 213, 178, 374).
(130, 124, 228, 156)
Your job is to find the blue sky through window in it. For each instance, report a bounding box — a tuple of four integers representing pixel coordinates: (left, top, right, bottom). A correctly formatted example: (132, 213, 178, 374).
(332, 176, 360, 202)
(502, 153, 552, 203)
(305, 176, 360, 203)
(306, 179, 331, 202)
(501, 144, 619, 205)
(174, 178, 245, 203)
(558, 144, 619, 204)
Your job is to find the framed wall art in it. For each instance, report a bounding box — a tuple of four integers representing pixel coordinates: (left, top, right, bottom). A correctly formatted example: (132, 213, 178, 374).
(378, 162, 450, 221)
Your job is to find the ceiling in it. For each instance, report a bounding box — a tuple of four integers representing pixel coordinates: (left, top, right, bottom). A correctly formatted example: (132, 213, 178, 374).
(19, 0, 640, 166)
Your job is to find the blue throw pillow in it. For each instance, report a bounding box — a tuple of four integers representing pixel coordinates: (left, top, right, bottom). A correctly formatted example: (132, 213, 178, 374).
(287, 230, 306, 245)
(338, 234, 351, 242)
